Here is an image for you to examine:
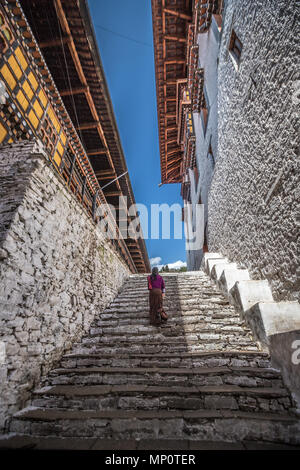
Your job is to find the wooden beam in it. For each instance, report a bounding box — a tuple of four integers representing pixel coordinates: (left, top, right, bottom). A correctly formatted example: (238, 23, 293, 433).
(162, 80, 178, 85)
(76, 122, 99, 131)
(165, 59, 186, 65)
(94, 169, 115, 176)
(164, 35, 187, 43)
(59, 86, 89, 97)
(104, 191, 122, 197)
(39, 36, 70, 48)
(167, 155, 182, 163)
(167, 148, 181, 156)
(163, 8, 192, 21)
(87, 149, 107, 156)
(95, 174, 116, 180)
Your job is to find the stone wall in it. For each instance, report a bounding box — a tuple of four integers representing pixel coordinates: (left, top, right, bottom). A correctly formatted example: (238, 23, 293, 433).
(208, 0, 300, 302)
(0, 141, 130, 431)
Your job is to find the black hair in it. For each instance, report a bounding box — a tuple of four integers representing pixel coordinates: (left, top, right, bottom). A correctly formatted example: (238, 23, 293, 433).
(151, 266, 159, 280)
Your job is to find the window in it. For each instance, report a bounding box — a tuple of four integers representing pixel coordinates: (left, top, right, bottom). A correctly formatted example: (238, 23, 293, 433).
(212, 0, 224, 33)
(229, 29, 243, 66)
(0, 35, 5, 54)
(207, 141, 215, 167)
(200, 88, 209, 135)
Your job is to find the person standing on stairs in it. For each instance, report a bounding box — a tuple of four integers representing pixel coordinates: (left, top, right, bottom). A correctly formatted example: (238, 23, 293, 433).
(147, 267, 168, 326)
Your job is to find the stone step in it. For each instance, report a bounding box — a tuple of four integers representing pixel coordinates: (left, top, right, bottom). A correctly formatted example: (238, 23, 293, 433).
(100, 308, 238, 318)
(11, 408, 300, 444)
(85, 325, 250, 339)
(79, 331, 255, 347)
(60, 351, 271, 369)
(110, 297, 229, 306)
(45, 366, 283, 388)
(116, 290, 225, 297)
(71, 341, 260, 356)
(98, 309, 240, 319)
(94, 316, 245, 327)
(8, 268, 299, 447)
(31, 384, 292, 413)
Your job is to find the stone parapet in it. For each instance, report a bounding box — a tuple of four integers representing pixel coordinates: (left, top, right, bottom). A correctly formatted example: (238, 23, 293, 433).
(203, 252, 300, 410)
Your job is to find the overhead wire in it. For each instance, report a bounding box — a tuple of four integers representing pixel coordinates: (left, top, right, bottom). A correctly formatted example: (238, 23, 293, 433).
(94, 23, 152, 48)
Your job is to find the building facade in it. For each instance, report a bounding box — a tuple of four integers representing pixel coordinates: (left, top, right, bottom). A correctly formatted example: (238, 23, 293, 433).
(152, 0, 224, 270)
(152, 0, 299, 296)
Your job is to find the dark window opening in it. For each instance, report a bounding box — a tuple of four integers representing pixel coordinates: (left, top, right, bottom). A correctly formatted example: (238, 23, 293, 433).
(208, 141, 215, 167)
(229, 29, 243, 66)
(213, 0, 225, 32)
(203, 222, 208, 253)
(0, 35, 5, 53)
(201, 88, 209, 135)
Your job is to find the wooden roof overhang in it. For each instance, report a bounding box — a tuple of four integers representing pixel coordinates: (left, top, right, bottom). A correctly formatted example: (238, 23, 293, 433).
(151, 0, 193, 184)
(152, 1, 223, 185)
(17, 0, 150, 273)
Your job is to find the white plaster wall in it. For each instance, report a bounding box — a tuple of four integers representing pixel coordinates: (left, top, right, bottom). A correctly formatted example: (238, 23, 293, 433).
(186, 17, 221, 270)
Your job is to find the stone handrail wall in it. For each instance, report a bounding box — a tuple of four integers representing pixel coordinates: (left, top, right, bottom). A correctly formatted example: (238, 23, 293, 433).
(0, 141, 130, 431)
(203, 252, 300, 408)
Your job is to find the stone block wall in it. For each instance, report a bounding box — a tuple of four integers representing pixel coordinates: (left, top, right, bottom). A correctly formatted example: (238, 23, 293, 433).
(0, 141, 130, 431)
(208, 0, 299, 302)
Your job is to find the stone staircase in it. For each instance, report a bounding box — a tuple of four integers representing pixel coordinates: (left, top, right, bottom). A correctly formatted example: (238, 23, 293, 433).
(2, 272, 300, 449)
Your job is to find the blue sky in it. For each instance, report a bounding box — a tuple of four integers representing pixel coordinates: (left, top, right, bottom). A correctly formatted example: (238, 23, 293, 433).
(88, 0, 186, 268)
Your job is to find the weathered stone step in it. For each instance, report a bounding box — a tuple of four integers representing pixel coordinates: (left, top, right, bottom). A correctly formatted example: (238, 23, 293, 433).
(116, 290, 225, 298)
(80, 331, 255, 347)
(101, 312, 241, 322)
(100, 308, 239, 317)
(110, 298, 229, 307)
(33, 383, 288, 399)
(45, 366, 283, 388)
(31, 384, 292, 413)
(85, 325, 249, 340)
(95, 313, 242, 324)
(71, 341, 260, 356)
(48, 365, 281, 378)
(63, 350, 269, 359)
(11, 408, 300, 444)
(93, 318, 245, 329)
(60, 351, 270, 369)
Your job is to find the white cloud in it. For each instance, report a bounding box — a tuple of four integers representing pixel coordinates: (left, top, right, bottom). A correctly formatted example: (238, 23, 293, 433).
(165, 260, 187, 270)
(150, 257, 162, 266)
(150, 258, 187, 272)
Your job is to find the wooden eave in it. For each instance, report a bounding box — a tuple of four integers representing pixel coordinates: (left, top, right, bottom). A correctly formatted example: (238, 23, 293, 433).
(18, 0, 150, 272)
(151, 0, 193, 184)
